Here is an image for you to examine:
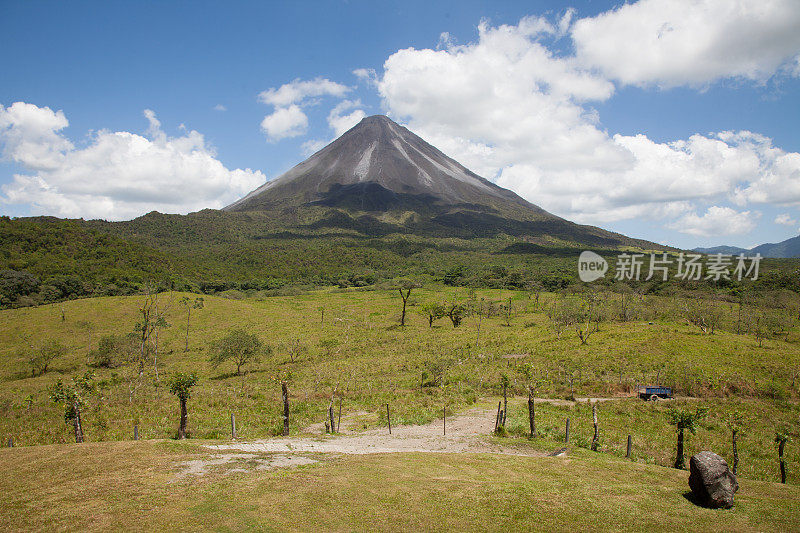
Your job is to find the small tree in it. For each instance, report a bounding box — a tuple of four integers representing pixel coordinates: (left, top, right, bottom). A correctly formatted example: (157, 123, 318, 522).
(179, 296, 204, 352)
(29, 339, 67, 377)
(572, 293, 605, 345)
(395, 280, 419, 326)
(132, 290, 167, 375)
(169, 372, 198, 439)
(284, 338, 307, 363)
(667, 407, 709, 469)
(50, 371, 94, 443)
(684, 298, 723, 335)
(500, 298, 514, 327)
(420, 302, 446, 327)
(546, 297, 572, 339)
(724, 410, 748, 475)
(209, 328, 268, 376)
(525, 281, 543, 311)
(446, 303, 467, 327)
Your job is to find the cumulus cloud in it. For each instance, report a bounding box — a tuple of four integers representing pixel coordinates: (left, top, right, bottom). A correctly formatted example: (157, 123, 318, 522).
(258, 77, 357, 143)
(258, 77, 350, 107)
(213, 104, 227, 112)
(0, 102, 73, 171)
(0, 103, 265, 220)
(727, 131, 800, 206)
(775, 213, 797, 226)
(669, 206, 759, 237)
(353, 68, 379, 87)
(327, 100, 366, 137)
(374, 13, 800, 228)
(572, 0, 800, 87)
(260, 104, 309, 141)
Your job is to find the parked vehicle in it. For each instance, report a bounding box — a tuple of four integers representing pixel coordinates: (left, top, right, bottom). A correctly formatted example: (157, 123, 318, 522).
(638, 386, 672, 401)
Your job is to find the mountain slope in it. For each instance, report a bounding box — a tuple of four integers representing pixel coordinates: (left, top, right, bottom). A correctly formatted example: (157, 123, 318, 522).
(226, 115, 539, 215)
(751, 234, 800, 258)
(226, 115, 666, 249)
(693, 235, 800, 258)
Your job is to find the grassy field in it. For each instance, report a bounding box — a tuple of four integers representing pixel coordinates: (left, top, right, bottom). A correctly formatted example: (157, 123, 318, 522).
(1, 438, 798, 531)
(0, 287, 798, 487)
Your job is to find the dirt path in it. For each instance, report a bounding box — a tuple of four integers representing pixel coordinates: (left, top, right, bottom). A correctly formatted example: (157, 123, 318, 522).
(206, 406, 540, 457)
(182, 398, 644, 478)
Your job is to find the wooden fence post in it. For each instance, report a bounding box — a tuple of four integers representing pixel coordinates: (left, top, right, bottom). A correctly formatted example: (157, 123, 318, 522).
(528, 387, 536, 438)
(386, 404, 392, 435)
(134, 424, 139, 441)
(443, 406, 446, 436)
(494, 401, 502, 433)
(231, 412, 237, 440)
(281, 382, 290, 436)
(591, 403, 599, 451)
(565, 418, 570, 443)
(502, 382, 508, 426)
(338, 397, 342, 433)
(626, 435, 632, 459)
(7, 437, 12, 448)
(329, 402, 336, 434)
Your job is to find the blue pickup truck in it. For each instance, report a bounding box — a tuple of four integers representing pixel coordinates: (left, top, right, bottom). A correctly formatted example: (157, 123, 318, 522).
(638, 386, 672, 401)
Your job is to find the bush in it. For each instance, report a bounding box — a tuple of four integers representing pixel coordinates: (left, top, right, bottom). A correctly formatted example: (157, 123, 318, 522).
(89, 334, 135, 368)
(28, 339, 67, 377)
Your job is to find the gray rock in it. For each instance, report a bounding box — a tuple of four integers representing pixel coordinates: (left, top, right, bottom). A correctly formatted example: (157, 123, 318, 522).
(689, 451, 738, 509)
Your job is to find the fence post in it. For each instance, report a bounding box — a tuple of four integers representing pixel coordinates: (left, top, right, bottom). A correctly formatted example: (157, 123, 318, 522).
(502, 382, 508, 426)
(528, 387, 535, 438)
(386, 404, 392, 435)
(281, 382, 290, 436)
(443, 406, 446, 436)
(626, 435, 632, 459)
(494, 401, 502, 433)
(338, 397, 342, 433)
(231, 412, 237, 440)
(7, 437, 12, 448)
(565, 418, 570, 443)
(591, 403, 599, 451)
(134, 424, 139, 441)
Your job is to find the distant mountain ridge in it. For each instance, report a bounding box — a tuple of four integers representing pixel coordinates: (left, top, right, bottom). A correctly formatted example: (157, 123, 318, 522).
(692, 245, 750, 255)
(693, 234, 800, 258)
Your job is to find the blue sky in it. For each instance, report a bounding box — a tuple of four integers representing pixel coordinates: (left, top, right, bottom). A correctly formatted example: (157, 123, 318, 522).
(1, 0, 800, 250)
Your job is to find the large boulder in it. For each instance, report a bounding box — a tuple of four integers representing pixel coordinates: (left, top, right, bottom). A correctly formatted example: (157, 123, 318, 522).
(689, 451, 738, 509)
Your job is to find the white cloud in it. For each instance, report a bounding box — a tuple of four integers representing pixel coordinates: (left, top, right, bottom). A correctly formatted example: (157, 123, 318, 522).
(669, 206, 759, 237)
(213, 104, 227, 112)
(353, 68, 379, 87)
(775, 213, 797, 226)
(258, 77, 355, 143)
(260, 105, 309, 141)
(0, 102, 73, 171)
(374, 15, 800, 229)
(557, 8, 576, 37)
(0, 103, 265, 220)
(327, 99, 366, 137)
(258, 77, 350, 107)
(728, 132, 800, 206)
(572, 0, 800, 87)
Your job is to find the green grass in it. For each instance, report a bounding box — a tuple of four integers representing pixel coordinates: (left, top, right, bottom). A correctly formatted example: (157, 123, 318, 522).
(1, 439, 798, 531)
(0, 287, 798, 485)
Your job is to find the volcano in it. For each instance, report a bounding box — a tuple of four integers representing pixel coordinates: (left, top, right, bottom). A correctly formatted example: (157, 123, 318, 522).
(225, 115, 661, 248)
